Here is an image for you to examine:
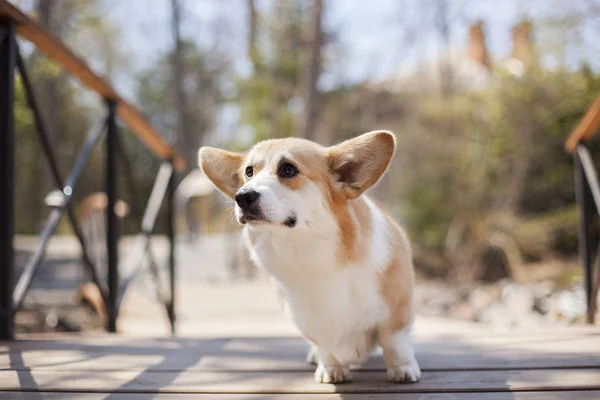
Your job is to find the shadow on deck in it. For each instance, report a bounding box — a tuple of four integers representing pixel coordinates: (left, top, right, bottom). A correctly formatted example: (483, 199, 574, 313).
(1, 280, 600, 399)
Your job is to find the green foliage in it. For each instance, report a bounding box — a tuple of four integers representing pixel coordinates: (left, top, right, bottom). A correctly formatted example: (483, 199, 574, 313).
(234, 0, 306, 147)
(13, 0, 128, 234)
(136, 39, 228, 153)
(14, 57, 95, 233)
(387, 65, 600, 277)
(10, 0, 600, 284)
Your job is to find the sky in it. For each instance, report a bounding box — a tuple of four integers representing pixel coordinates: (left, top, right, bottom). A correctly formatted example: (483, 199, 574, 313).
(86, 0, 597, 145)
(101, 0, 600, 98)
(9, 0, 600, 143)
(11, 0, 599, 98)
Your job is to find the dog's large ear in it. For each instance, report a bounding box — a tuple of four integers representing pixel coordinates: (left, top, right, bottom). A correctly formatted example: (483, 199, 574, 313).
(328, 130, 396, 200)
(198, 147, 245, 199)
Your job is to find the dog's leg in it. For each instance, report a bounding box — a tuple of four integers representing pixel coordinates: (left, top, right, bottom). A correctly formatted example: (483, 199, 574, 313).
(306, 343, 319, 365)
(378, 327, 421, 383)
(313, 346, 353, 384)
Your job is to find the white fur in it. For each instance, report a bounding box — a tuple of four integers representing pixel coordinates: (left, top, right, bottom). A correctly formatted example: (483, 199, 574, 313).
(242, 186, 419, 383)
(235, 168, 291, 224)
(364, 196, 391, 272)
(246, 216, 389, 364)
(202, 134, 420, 384)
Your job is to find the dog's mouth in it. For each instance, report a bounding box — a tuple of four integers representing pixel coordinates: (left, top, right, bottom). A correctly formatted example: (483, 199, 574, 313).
(239, 213, 268, 225)
(283, 215, 297, 228)
(239, 212, 297, 228)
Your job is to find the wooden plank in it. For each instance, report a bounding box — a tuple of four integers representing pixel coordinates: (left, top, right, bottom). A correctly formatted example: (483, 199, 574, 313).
(566, 94, 600, 153)
(2, 334, 600, 372)
(1, 391, 600, 400)
(0, 0, 185, 170)
(0, 368, 599, 393)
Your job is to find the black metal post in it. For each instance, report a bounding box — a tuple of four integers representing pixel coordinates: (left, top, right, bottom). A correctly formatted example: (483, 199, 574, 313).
(575, 145, 596, 324)
(167, 160, 176, 334)
(105, 100, 119, 333)
(15, 47, 108, 307)
(116, 162, 172, 309)
(0, 20, 16, 341)
(12, 119, 107, 310)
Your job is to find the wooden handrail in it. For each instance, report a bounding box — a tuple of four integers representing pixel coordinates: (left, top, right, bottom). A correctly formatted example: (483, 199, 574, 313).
(0, 0, 186, 170)
(566, 94, 600, 153)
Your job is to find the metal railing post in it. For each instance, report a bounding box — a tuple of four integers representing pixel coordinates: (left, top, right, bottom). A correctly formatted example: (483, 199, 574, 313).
(15, 47, 108, 307)
(11, 118, 107, 310)
(105, 100, 119, 333)
(0, 20, 16, 340)
(167, 159, 176, 334)
(575, 145, 596, 324)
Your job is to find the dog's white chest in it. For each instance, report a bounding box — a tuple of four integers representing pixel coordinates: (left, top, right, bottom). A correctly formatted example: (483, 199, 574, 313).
(245, 228, 388, 363)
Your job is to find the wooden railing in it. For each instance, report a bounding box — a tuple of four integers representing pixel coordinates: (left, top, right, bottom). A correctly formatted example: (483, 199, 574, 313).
(565, 94, 600, 153)
(0, 0, 185, 170)
(0, 0, 184, 339)
(566, 93, 600, 323)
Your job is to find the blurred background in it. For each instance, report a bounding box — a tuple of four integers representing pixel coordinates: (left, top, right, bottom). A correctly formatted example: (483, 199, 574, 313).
(10, 0, 600, 335)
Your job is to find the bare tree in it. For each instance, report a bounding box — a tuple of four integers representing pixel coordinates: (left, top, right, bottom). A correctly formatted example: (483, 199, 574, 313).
(35, 0, 61, 214)
(170, 0, 192, 169)
(299, 0, 323, 140)
(247, 0, 260, 72)
(36, 0, 58, 148)
(434, 0, 453, 97)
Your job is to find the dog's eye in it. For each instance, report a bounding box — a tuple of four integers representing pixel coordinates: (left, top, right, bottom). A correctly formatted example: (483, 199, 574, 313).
(278, 163, 298, 178)
(245, 166, 254, 178)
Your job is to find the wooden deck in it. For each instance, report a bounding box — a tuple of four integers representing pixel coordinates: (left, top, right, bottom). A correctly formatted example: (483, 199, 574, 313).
(1, 282, 600, 398)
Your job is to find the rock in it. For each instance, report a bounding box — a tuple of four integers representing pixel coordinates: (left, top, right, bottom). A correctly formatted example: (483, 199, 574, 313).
(554, 287, 586, 320)
(480, 302, 512, 332)
(532, 296, 549, 315)
(470, 286, 500, 311)
(517, 312, 543, 328)
(448, 302, 477, 320)
(533, 280, 555, 298)
(415, 278, 590, 331)
(501, 283, 535, 319)
(424, 289, 460, 314)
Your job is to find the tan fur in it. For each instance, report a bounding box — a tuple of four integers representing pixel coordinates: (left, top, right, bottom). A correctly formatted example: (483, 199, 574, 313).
(200, 132, 407, 277)
(243, 139, 329, 192)
(378, 207, 415, 334)
(328, 131, 396, 200)
(198, 130, 420, 384)
(198, 147, 245, 198)
(351, 198, 372, 262)
(250, 140, 375, 265)
(200, 134, 396, 267)
(245, 139, 380, 265)
(280, 171, 306, 191)
(328, 196, 373, 265)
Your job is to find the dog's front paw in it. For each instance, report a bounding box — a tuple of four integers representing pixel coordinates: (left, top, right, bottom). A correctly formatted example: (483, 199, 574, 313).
(386, 363, 421, 383)
(314, 364, 353, 384)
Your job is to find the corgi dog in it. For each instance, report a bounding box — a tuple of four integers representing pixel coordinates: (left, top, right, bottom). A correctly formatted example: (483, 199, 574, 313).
(198, 131, 420, 384)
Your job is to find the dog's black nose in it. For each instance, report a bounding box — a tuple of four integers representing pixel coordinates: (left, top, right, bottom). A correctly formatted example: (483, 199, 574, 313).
(235, 190, 260, 209)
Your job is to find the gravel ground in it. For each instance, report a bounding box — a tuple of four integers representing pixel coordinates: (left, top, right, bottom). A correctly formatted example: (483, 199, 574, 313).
(415, 278, 595, 331)
(12, 234, 595, 334)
